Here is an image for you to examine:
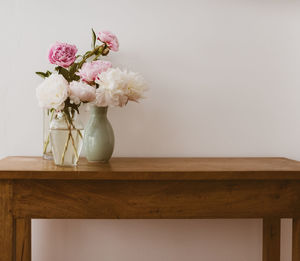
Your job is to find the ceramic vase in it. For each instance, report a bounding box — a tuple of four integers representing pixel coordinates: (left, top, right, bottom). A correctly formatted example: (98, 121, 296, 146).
(84, 106, 114, 162)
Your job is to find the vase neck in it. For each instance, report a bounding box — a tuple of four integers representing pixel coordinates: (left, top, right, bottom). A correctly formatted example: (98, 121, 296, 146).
(91, 106, 108, 116)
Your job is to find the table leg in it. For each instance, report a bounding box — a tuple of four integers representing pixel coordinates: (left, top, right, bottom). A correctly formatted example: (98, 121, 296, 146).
(263, 218, 280, 261)
(293, 218, 300, 261)
(0, 181, 13, 261)
(15, 218, 31, 261)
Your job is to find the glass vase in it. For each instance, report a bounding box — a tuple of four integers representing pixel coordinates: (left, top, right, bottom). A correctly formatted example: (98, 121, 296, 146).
(43, 109, 53, 160)
(50, 110, 84, 166)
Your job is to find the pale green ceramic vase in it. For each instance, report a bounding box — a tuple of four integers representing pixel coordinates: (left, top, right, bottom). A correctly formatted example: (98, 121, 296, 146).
(84, 106, 114, 162)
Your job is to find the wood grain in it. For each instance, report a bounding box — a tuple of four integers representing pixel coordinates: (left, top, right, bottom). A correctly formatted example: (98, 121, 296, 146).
(15, 218, 31, 261)
(293, 218, 300, 261)
(1, 156, 300, 260)
(263, 218, 280, 261)
(0, 181, 13, 261)
(0, 156, 300, 180)
(12, 180, 300, 219)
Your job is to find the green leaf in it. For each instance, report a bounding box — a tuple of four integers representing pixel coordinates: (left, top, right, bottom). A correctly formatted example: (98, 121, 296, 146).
(45, 71, 52, 77)
(68, 63, 80, 82)
(72, 75, 80, 81)
(69, 63, 78, 77)
(35, 71, 52, 78)
(35, 72, 46, 78)
(70, 103, 80, 114)
(91, 28, 96, 49)
(64, 98, 80, 116)
(55, 66, 70, 82)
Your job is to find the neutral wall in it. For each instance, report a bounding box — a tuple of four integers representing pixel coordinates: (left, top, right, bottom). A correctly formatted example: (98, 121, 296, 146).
(1, 0, 299, 260)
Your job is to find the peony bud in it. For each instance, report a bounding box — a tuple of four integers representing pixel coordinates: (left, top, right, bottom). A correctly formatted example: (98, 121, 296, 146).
(102, 47, 110, 56)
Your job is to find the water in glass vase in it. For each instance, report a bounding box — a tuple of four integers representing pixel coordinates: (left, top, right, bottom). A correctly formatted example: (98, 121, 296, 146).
(43, 109, 53, 160)
(50, 111, 83, 166)
(51, 129, 83, 166)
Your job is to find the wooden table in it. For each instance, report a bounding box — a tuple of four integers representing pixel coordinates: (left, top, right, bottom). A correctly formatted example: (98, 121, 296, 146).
(2, 157, 300, 261)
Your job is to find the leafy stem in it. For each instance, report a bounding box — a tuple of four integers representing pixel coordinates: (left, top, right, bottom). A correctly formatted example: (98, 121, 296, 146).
(77, 44, 106, 69)
(60, 110, 81, 165)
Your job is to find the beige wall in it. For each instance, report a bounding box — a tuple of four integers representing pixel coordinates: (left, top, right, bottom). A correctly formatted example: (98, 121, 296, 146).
(0, 0, 299, 260)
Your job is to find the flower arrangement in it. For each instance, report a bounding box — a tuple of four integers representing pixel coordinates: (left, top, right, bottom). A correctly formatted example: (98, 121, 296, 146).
(36, 29, 147, 165)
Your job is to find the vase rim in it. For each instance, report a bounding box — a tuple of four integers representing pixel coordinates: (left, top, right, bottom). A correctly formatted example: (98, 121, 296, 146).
(91, 105, 108, 114)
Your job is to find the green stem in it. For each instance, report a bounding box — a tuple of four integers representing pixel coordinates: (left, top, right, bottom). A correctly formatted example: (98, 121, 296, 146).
(62, 114, 79, 163)
(69, 131, 79, 160)
(77, 44, 105, 70)
(70, 120, 83, 139)
(43, 137, 50, 155)
(61, 132, 71, 165)
(93, 52, 102, 61)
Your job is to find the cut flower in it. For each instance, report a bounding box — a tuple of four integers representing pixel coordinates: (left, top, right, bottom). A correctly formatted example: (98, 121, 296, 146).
(48, 42, 77, 68)
(36, 74, 69, 110)
(76, 60, 112, 83)
(94, 68, 147, 107)
(97, 31, 119, 52)
(69, 81, 96, 104)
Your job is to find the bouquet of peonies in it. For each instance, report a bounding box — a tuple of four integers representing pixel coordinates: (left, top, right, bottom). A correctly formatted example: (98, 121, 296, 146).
(36, 29, 147, 166)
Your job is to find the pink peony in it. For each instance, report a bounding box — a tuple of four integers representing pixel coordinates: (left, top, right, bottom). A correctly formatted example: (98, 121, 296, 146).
(97, 31, 119, 52)
(48, 42, 77, 68)
(76, 60, 112, 83)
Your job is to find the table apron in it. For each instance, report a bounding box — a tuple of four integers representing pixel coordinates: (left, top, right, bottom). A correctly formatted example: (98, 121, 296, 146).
(11, 180, 300, 219)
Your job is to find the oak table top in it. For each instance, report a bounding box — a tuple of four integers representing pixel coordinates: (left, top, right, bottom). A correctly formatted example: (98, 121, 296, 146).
(0, 156, 300, 180)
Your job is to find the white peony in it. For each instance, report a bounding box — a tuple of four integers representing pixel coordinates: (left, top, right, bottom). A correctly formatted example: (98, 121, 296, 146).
(36, 74, 69, 110)
(69, 81, 96, 105)
(94, 68, 147, 107)
(122, 70, 147, 102)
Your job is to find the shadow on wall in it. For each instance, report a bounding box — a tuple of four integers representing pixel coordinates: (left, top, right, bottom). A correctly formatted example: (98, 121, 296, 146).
(108, 101, 180, 157)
